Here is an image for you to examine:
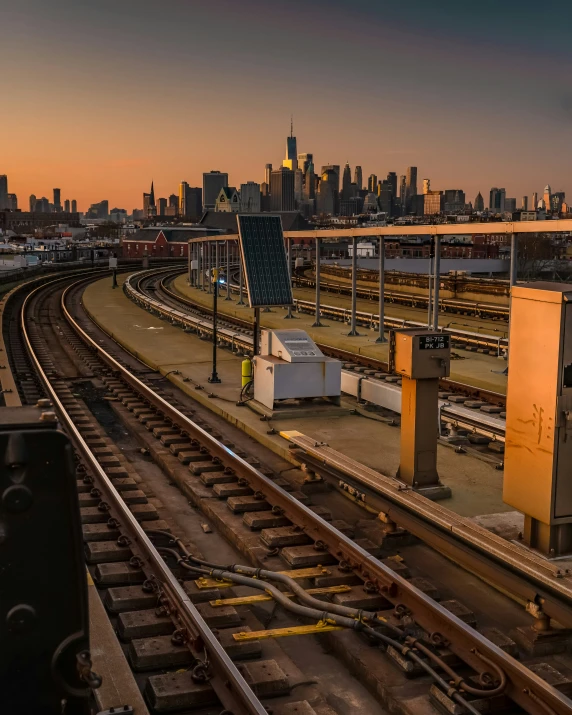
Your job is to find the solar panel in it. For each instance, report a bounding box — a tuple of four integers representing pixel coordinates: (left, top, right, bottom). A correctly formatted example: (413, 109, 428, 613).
(237, 215, 294, 308)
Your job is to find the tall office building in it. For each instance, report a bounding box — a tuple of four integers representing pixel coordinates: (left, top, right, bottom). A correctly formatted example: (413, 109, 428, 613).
(283, 119, 297, 171)
(64, 199, 70, 212)
(317, 169, 338, 215)
(294, 169, 304, 203)
(53, 188, 62, 211)
(378, 181, 393, 215)
(489, 187, 506, 213)
(342, 162, 352, 201)
(354, 166, 363, 191)
(521, 196, 529, 211)
(422, 178, 431, 194)
(270, 167, 295, 211)
(240, 182, 261, 212)
(367, 174, 378, 194)
(178, 182, 189, 215)
(531, 192, 538, 210)
(179, 183, 202, 219)
(265, 164, 272, 187)
(552, 191, 565, 213)
(304, 163, 316, 200)
(444, 189, 465, 212)
(399, 175, 407, 213)
(29, 194, 37, 212)
(203, 171, 228, 211)
(0, 175, 8, 210)
(71, 199, 77, 213)
(543, 185, 552, 213)
(168, 194, 178, 209)
(474, 192, 484, 211)
(157, 198, 167, 215)
(321, 165, 340, 193)
(406, 166, 417, 198)
(298, 153, 313, 176)
(36, 197, 50, 212)
(424, 191, 443, 216)
(386, 172, 397, 199)
(7, 194, 17, 211)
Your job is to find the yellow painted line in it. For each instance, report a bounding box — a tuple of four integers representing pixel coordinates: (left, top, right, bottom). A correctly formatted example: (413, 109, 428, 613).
(86, 570, 94, 586)
(209, 584, 352, 607)
(233, 621, 343, 641)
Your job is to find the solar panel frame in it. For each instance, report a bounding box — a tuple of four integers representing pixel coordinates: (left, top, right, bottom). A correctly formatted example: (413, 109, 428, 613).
(236, 214, 294, 308)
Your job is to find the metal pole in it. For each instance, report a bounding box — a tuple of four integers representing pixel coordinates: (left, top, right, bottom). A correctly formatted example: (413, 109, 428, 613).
(225, 240, 231, 300)
(376, 237, 386, 342)
(199, 242, 203, 290)
(510, 233, 518, 288)
(285, 238, 293, 319)
(188, 242, 192, 285)
(427, 255, 433, 329)
(432, 235, 441, 331)
(208, 270, 221, 383)
(238, 256, 245, 305)
(348, 236, 359, 335)
(312, 238, 322, 327)
(253, 308, 260, 356)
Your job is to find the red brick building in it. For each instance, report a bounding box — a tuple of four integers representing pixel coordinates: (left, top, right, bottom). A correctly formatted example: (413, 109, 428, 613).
(122, 227, 225, 258)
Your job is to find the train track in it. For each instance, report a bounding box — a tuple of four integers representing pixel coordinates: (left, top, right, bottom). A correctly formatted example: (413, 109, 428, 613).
(126, 268, 508, 453)
(301, 267, 510, 321)
(139, 268, 507, 406)
(6, 268, 572, 715)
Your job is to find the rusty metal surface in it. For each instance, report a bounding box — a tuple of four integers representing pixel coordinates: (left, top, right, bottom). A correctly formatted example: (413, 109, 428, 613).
(62, 278, 572, 714)
(21, 277, 268, 715)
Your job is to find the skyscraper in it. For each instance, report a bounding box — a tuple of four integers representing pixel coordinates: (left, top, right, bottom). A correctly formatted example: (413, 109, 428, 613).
(283, 119, 297, 171)
(29, 194, 37, 212)
(7, 194, 17, 211)
(304, 163, 316, 200)
(489, 187, 506, 213)
(71, 200, 77, 213)
(265, 164, 272, 187)
(0, 175, 8, 210)
(294, 169, 304, 203)
(521, 196, 528, 211)
(423, 179, 431, 194)
(157, 198, 167, 215)
(367, 174, 378, 194)
(240, 182, 261, 212)
(406, 167, 417, 198)
(203, 171, 228, 211)
(386, 172, 397, 199)
(378, 181, 393, 215)
(270, 167, 295, 211)
(399, 175, 407, 213)
(531, 192, 538, 210)
(64, 199, 70, 212)
(53, 188, 61, 211)
(543, 185, 552, 213)
(354, 166, 362, 191)
(317, 169, 338, 215)
(179, 183, 203, 219)
(342, 162, 352, 201)
(474, 192, 484, 211)
(298, 153, 313, 176)
(168, 194, 178, 209)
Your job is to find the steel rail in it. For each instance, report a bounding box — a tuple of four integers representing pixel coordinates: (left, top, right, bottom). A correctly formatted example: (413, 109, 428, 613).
(19, 275, 268, 715)
(66, 275, 571, 714)
(281, 438, 572, 626)
(153, 268, 507, 406)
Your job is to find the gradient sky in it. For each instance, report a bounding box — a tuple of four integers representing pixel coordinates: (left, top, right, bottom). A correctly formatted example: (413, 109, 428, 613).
(4, 0, 572, 211)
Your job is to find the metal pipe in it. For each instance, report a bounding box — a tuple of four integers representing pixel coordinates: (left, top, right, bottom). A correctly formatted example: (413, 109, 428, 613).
(348, 236, 359, 335)
(376, 236, 386, 342)
(433, 235, 441, 331)
(312, 238, 322, 327)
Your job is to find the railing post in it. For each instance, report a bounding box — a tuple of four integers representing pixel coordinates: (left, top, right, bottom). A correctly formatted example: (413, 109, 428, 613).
(433, 235, 441, 331)
(285, 238, 293, 319)
(376, 236, 386, 343)
(312, 238, 323, 327)
(225, 239, 232, 300)
(348, 236, 360, 336)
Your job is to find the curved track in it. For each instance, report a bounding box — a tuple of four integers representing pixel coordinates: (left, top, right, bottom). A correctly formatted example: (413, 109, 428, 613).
(6, 267, 572, 715)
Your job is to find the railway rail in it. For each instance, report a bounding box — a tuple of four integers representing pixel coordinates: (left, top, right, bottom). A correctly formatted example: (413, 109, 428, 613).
(294, 274, 510, 322)
(5, 267, 572, 715)
(127, 268, 508, 448)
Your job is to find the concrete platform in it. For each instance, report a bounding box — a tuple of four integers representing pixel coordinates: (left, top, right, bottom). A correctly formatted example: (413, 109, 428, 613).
(173, 273, 509, 395)
(82, 274, 512, 518)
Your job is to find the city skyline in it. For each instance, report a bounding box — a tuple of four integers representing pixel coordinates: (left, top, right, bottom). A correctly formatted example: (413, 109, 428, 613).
(4, 0, 572, 209)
